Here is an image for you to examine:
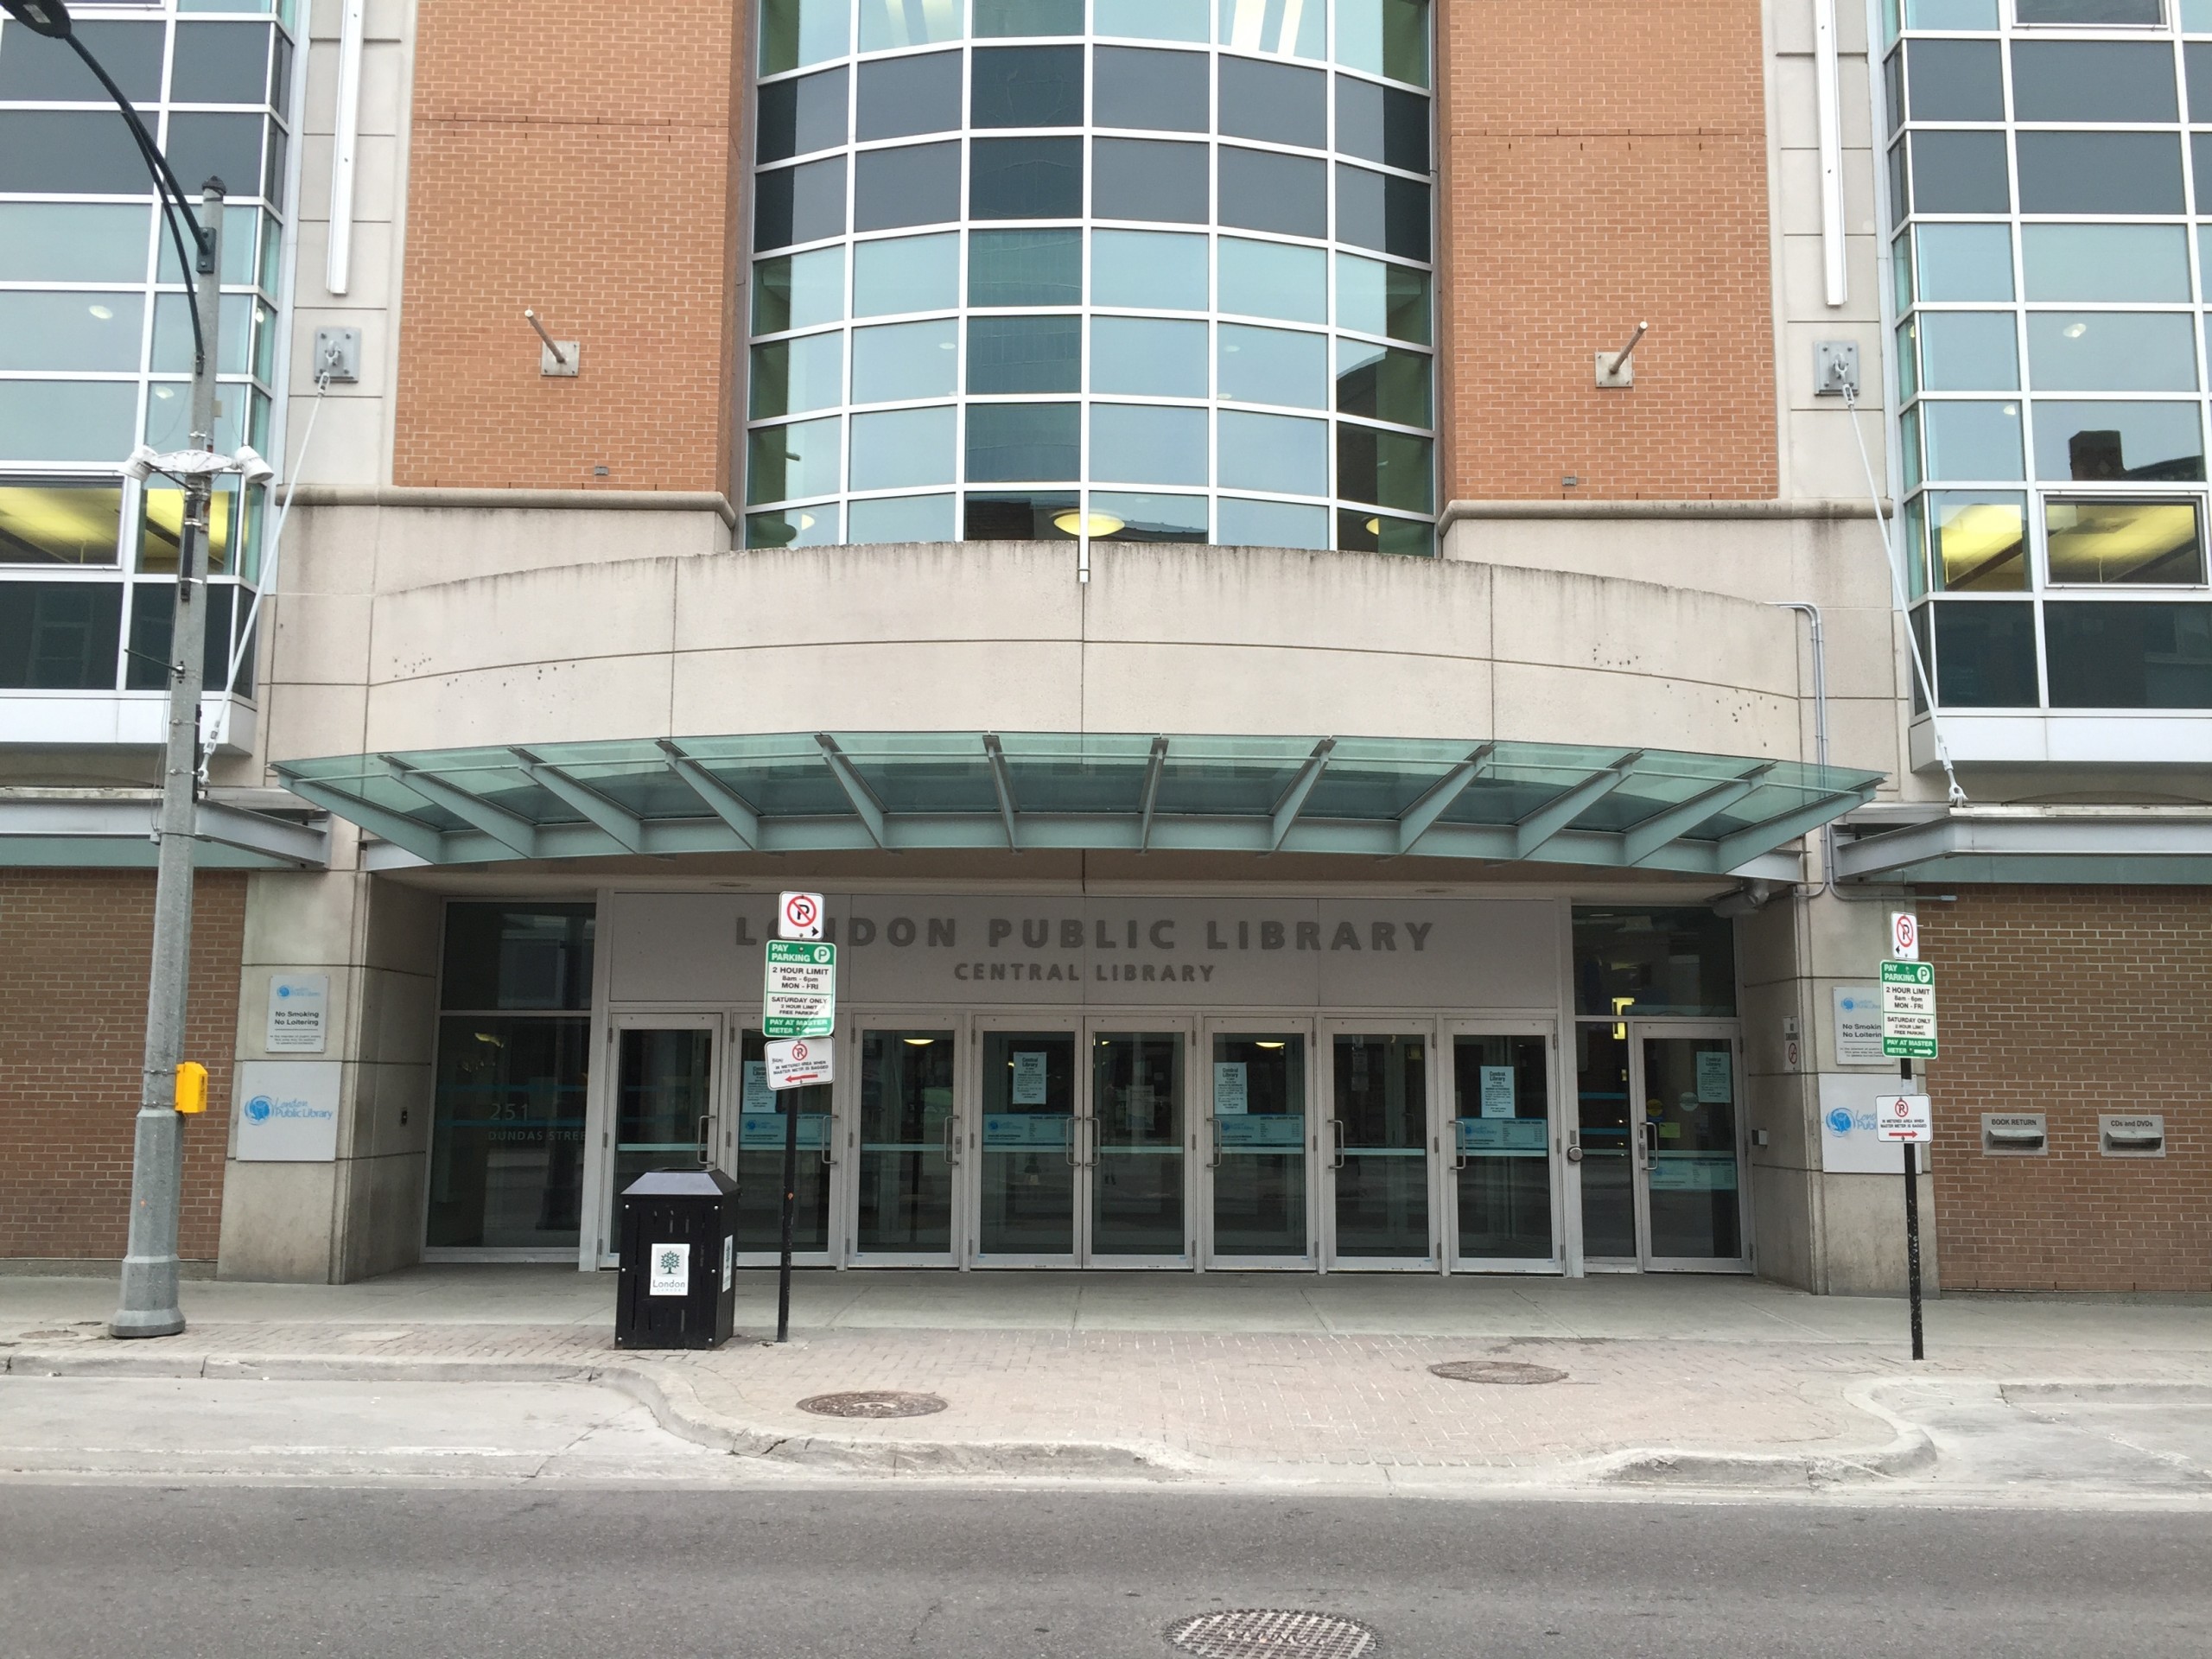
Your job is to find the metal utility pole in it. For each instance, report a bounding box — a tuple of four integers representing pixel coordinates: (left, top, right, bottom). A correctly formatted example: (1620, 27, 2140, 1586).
(115, 187, 225, 1338)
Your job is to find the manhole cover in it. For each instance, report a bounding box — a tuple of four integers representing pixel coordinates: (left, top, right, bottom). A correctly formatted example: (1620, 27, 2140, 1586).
(1428, 1359, 1567, 1386)
(1166, 1610, 1376, 1659)
(797, 1389, 948, 1419)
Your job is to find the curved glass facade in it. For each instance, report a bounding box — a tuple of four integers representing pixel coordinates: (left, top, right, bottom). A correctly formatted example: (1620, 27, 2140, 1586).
(745, 0, 1436, 556)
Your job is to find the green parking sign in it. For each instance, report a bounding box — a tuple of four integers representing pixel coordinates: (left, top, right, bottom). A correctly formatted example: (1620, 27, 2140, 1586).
(1880, 959, 1936, 1058)
(763, 939, 836, 1038)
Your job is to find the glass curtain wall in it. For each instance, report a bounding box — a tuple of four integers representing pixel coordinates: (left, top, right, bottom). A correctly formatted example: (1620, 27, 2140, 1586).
(1885, 0, 2212, 712)
(746, 0, 1437, 556)
(0, 4, 297, 696)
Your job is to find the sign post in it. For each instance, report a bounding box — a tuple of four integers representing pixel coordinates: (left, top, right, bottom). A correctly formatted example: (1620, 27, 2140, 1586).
(1878, 956, 1936, 1364)
(767, 906, 833, 1345)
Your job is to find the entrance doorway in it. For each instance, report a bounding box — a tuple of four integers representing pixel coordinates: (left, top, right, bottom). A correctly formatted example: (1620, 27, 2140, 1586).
(1322, 1027, 1435, 1268)
(850, 1024, 959, 1265)
(1202, 1026, 1314, 1268)
(601, 1013, 719, 1266)
(1575, 1023, 1747, 1271)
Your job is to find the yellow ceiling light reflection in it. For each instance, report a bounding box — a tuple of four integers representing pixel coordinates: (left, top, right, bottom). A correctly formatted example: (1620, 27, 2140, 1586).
(139, 482, 238, 574)
(1935, 500, 2025, 591)
(2046, 500, 2204, 585)
(1052, 510, 1125, 537)
(0, 481, 124, 566)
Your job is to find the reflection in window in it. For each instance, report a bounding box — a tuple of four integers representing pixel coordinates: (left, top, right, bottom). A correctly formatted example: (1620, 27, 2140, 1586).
(2027, 314, 2197, 394)
(1931, 600, 2039, 708)
(0, 480, 124, 566)
(747, 415, 843, 504)
(1927, 491, 2028, 591)
(1093, 490, 1208, 541)
(861, 0, 963, 54)
(755, 246, 849, 338)
(747, 504, 842, 547)
(1336, 340, 1432, 426)
(758, 66, 849, 162)
(2045, 500, 2207, 587)
(1924, 401, 2024, 480)
(969, 314, 1082, 392)
(0, 582, 122, 690)
(970, 135, 1084, 216)
(2046, 602, 2212, 709)
(969, 229, 1084, 305)
(967, 402, 1081, 480)
(2034, 402, 2206, 484)
(750, 332, 845, 419)
(760, 0, 850, 74)
(972, 44, 1085, 126)
(1218, 0, 1323, 60)
(1572, 908, 1737, 1019)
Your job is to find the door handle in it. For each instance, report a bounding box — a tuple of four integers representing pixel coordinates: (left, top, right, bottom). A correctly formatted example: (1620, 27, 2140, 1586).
(941, 1115, 960, 1166)
(696, 1115, 715, 1166)
(1565, 1129, 1584, 1165)
(818, 1116, 836, 1166)
(1329, 1118, 1347, 1169)
(1642, 1120, 1659, 1160)
(1450, 1124, 1468, 1171)
(1205, 1121, 1220, 1169)
(1065, 1115, 1080, 1166)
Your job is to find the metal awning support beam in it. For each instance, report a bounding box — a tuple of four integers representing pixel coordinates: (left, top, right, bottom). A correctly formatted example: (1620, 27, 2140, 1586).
(513, 747, 644, 851)
(815, 732, 887, 848)
(982, 733, 1020, 851)
(1716, 788, 1871, 872)
(381, 757, 539, 858)
(1514, 751, 1643, 859)
(1269, 737, 1336, 852)
(1395, 743, 1493, 855)
(278, 774, 447, 862)
(1620, 764, 1775, 867)
(657, 740, 760, 848)
(1136, 734, 1168, 852)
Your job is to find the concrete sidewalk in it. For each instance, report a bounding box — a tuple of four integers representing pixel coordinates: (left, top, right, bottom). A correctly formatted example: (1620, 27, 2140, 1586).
(3, 1268, 2209, 1493)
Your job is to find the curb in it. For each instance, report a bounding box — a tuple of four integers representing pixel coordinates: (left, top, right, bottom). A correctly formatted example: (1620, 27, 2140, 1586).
(1586, 1383, 1937, 1491)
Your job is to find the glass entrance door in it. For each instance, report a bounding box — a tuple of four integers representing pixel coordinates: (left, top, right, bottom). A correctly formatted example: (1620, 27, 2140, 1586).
(730, 1027, 835, 1265)
(1203, 1028, 1313, 1267)
(1446, 1028, 1556, 1268)
(976, 1026, 1079, 1263)
(1325, 1028, 1435, 1268)
(1575, 1022, 1746, 1270)
(603, 1014, 720, 1264)
(1090, 1028, 1189, 1264)
(851, 1026, 958, 1264)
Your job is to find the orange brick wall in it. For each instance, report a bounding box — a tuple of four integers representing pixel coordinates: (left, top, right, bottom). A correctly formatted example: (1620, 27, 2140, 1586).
(0, 872, 245, 1262)
(1923, 888, 2212, 1293)
(392, 1, 745, 493)
(1438, 3, 1778, 500)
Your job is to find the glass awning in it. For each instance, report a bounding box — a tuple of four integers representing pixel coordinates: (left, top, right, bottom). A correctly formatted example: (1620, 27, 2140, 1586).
(274, 732, 1885, 875)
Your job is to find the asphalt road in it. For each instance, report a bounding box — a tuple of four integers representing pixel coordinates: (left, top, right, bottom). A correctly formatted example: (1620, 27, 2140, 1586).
(0, 1486, 2205, 1659)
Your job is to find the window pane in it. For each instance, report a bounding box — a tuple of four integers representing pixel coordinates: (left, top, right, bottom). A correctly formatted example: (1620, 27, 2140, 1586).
(1337, 0, 1430, 88)
(852, 405, 958, 490)
(853, 318, 960, 402)
(166, 112, 265, 203)
(1219, 237, 1326, 321)
(156, 201, 259, 289)
(2034, 401, 2205, 482)
(1931, 601, 2039, 708)
(973, 44, 1085, 126)
(1094, 230, 1209, 308)
(1929, 490, 2028, 590)
(760, 0, 850, 73)
(750, 331, 845, 419)
(1910, 131, 2010, 214)
(966, 491, 1078, 537)
(2012, 41, 2176, 124)
(746, 504, 842, 547)
(1338, 510, 1433, 557)
(855, 142, 963, 234)
(0, 292, 144, 373)
(856, 51, 963, 141)
(855, 232, 959, 316)
(971, 137, 1084, 218)
(1913, 312, 2018, 391)
(2190, 41, 2212, 121)
(1218, 495, 1329, 548)
(1337, 254, 1431, 343)
(969, 228, 1084, 304)
(2015, 0, 2164, 25)
(1218, 410, 1328, 493)
(1092, 316, 1209, 396)
(1093, 490, 1209, 541)
(1218, 0, 1324, 60)
(1572, 908, 1738, 1018)
(0, 205, 149, 283)
(0, 20, 162, 101)
(754, 246, 847, 334)
(137, 476, 251, 577)
(754, 156, 848, 250)
(1337, 340, 1431, 426)
(2046, 603, 2212, 709)
(1338, 424, 1433, 512)
(0, 111, 152, 194)
(968, 402, 1082, 480)
(1218, 56, 1325, 148)
(758, 66, 849, 162)
(746, 415, 843, 505)
(976, 0, 1084, 34)
(151, 293, 257, 378)
(1923, 401, 2024, 480)
(2018, 133, 2182, 216)
(1096, 46, 1209, 130)
(2046, 500, 2207, 585)
(1219, 148, 1327, 238)
(1336, 163, 1431, 260)
(1904, 40, 2002, 121)
(145, 381, 250, 455)
(1091, 404, 1209, 485)
(1336, 77, 1429, 174)
(1915, 224, 2012, 302)
(849, 493, 958, 543)
(0, 582, 121, 690)
(1096, 0, 1211, 41)
(0, 481, 124, 566)
(1096, 137, 1210, 222)
(860, 0, 964, 53)
(2028, 314, 2197, 393)
(2023, 226, 2189, 302)
(969, 314, 1082, 391)
(0, 381, 138, 466)
(1218, 322, 1326, 407)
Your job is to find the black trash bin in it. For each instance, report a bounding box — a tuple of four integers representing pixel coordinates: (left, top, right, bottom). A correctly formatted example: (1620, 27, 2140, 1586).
(615, 1168, 739, 1350)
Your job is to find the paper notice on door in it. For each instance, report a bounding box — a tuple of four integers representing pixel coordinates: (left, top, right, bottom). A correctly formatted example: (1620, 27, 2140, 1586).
(742, 1060, 772, 1115)
(1479, 1065, 1516, 1118)
(1696, 1050, 1733, 1104)
(1012, 1051, 1049, 1105)
(1213, 1061, 1249, 1115)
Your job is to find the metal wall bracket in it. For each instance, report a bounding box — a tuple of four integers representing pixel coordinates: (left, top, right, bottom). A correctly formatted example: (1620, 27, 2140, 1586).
(310, 326, 361, 383)
(1815, 340, 1860, 397)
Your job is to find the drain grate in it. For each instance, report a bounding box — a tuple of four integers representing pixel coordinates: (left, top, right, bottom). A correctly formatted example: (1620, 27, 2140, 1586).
(1428, 1359, 1567, 1386)
(1166, 1610, 1377, 1659)
(797, 1389, 948, 1419)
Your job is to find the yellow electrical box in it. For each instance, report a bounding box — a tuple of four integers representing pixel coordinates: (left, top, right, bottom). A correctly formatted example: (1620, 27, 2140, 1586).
(175, 1060, 209, 1115)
